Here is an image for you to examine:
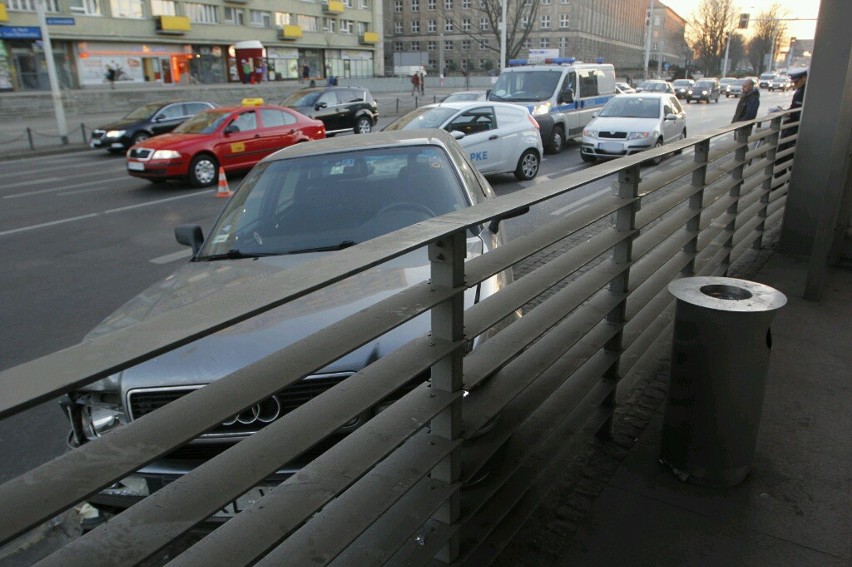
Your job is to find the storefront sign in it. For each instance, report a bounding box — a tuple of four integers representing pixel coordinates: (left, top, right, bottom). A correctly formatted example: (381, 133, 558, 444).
(46, 17, 76, 25)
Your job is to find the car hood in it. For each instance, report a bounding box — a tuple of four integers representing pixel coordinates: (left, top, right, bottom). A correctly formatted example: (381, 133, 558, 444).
(130, 131, 212, 150)
(87, 239, 486, 392)
(95, 118, 148, 131)
(587, 116, 661, 133)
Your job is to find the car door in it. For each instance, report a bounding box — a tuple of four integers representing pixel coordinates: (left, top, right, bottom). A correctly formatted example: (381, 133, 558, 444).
(257, 108, 300, 154)
(445, 106, 503, 174)
(661, 97, 683, 142)
(215, 109, 264, 169)
(151, 103, 188, 135)
(312, 90, 342, 132)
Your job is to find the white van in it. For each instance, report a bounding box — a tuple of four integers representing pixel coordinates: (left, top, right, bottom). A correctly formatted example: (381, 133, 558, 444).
(488, 58, 616, 153)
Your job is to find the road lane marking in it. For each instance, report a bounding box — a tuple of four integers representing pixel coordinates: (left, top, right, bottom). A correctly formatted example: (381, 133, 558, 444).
(151, 249, 192, 264)
(0, 190, 214, 238)
(550, 188, 609, 216)
(545, 163, 589, 179)
(4, 178, 117, 198)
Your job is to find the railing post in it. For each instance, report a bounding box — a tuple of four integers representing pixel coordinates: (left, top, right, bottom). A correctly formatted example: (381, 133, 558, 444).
(684, 139, 710, 276)
(754, 116, 783, 249)
(720, 126, 750, 274)
(428, 230, 465, 563)
(81, 123, 87, 145)
(599, 163, 640, 440)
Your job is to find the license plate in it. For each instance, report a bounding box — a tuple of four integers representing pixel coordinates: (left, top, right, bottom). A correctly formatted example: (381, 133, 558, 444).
(599, 142, 623, 153)
(127, 161, 145, 171)
(213, 486, 274, 519)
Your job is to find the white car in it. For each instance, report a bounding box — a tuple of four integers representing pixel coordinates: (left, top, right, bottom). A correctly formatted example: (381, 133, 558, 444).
(580, 93, 687, 165)
(384, 101, 544, 180)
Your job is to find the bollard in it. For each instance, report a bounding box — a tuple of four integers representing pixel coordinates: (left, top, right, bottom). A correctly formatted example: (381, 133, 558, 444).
(81, 123, 87, 145)
(660, 276, 786, 486)
(26, 127, 34, 150)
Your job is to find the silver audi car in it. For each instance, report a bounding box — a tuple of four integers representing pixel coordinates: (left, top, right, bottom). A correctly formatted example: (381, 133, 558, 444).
(61, 129, 523, 525)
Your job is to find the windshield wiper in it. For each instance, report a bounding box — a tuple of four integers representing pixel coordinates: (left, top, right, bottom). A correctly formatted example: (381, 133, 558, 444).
(195, 249, 277, 261)
(287, 240, 357, 254)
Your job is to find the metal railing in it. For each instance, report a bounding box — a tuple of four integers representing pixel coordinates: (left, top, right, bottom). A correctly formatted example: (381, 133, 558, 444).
(0, 109, 796, 565)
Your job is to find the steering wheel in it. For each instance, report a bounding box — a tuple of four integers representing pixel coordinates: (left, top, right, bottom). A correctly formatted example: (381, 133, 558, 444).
(374, 202, 437, 218)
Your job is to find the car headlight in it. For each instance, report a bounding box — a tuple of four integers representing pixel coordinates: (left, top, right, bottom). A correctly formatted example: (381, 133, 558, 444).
(701, 90, 708, 95)
(106, 130, 126, 138)
(626, 132, 651, 140)
(532, 101, 552, 116)
(152, 149, 182, 160)
(582, 128, 597, 138)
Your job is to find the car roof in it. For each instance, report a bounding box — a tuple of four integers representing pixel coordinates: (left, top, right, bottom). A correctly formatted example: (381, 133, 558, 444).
(427, 100, 529, 111)
(290, 85, 368, 93)
(612, 93, 669, 100)
(263, 128, 460, 162)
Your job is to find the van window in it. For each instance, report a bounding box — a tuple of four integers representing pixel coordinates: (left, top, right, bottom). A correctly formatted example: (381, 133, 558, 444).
(562, 72, 576, 96)
(490, 70, 563, 102)
(578, 70, 600, 97)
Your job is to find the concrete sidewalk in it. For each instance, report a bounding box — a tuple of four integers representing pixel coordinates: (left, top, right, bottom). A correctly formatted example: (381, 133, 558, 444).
(494, 240, 852, 566)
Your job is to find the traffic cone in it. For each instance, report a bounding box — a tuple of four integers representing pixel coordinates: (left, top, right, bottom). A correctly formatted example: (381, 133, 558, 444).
(215, 166, 233, 198)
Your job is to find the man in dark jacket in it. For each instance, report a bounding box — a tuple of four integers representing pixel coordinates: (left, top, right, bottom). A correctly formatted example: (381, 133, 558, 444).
(731, 79, 759, 122)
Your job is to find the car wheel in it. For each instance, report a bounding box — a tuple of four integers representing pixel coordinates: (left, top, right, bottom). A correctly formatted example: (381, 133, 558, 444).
(188, 154, 218, 188)
(546, 126, 564, 154)
(132, 131, 150, 146)
(514, 149, 540, 181)
(646, 139, 664, 166)
(354, 116, 372, 134)
(674, 130, 686, 155)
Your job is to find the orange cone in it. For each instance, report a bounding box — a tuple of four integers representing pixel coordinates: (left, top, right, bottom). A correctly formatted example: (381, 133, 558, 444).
(215, 166, 233, 198)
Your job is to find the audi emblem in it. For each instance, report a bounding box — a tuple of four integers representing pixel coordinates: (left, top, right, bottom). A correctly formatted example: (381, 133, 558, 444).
(222, 396, 282, 427)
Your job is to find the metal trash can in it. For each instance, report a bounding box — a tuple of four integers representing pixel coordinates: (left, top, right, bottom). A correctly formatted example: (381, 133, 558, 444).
(660, 276, 787, 486)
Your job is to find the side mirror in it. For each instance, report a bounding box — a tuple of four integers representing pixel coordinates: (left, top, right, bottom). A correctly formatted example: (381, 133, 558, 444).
(315, 102, 328, 110)
(175, 225, 204, 256)
(488, 206, 530, 234)
(449, 129, 465, 140)
(152, 115, 164, 123)
(664, 113, 678, 121)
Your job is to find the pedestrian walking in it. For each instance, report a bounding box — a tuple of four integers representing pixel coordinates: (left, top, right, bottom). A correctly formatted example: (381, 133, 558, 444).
(241, 59, 251, 84)
(410, 72, 420, 96)
(418, 65, 426, 95)
(105, 65, 116, 89)
(302, 64, 311, 84)
(777, 68, 808, 174)
(731, 79, 759, 123)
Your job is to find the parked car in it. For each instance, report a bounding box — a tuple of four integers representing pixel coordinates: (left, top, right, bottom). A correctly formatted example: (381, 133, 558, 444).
(758, 72, 777, 89)
(125, 104, 325, 187)
(615, 82, 636, 94)
(635, 80, 676, 95)
(384, 101, 544, 181)
(441, 90, 488, 102)
(728, 77, 759, 97)
(280, 85, 378, 135)
(688, 78, 721, 103)
(90, 101, 217, 153)
(671, 79, 695, 100)
(580, 93, 686, 165)
(61, 129, 524, 523)
(720, 77, 737, 97)
(769, 75, 792, 91)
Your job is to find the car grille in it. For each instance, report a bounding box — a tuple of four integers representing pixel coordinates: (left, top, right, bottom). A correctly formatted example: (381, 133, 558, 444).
(599, 131, 627, 140)
(128, 148, 153, 159)
(128, 374, 352, 437)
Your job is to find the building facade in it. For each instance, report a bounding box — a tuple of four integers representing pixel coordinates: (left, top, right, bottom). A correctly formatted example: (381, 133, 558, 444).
(383, 0, 681, 77)
(647, 3, 688, 78)
(0, 0, 384, 91)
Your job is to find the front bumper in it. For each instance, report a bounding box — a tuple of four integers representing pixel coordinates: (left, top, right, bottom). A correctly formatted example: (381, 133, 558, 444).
(581, 138, 654, 160)
(126, 159, 186, 180)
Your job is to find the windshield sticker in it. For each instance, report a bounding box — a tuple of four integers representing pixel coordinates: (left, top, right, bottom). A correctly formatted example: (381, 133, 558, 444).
(212, 234, 229, 244)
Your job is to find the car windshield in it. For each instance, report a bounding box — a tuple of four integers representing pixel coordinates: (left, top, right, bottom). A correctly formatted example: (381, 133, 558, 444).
(734, 79, 749, 85)
(443, 92, 483, 102)
(760, 73, 775, 80)
(695, 82, 714, 88)
(384, 107, 459, 130)
(598, 97, 660, 119)
(122, 103, 165, 121)
(640, 82, 668, 92)
(173, 110, 231, 134)
(196, 145, 470, 259)
(281, 91, 322, 107)
(489, 70, 563, 102)
(672, 80, 692, 86)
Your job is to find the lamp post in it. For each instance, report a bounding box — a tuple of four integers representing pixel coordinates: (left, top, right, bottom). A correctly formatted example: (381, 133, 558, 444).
(35, 0, 68, 145)
(500, 0, 507, 70)
(643, 0, 656, 80)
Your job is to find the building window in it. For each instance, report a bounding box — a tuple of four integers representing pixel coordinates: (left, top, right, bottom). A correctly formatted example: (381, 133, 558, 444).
(108, 0, 142, 18)
(250, 9, 272, 27)
(185, 3, 218, 24)
(462, 39, 470, 50)
(427, 19, 436, 32)
(559, 14, 569, 28)
(540, 14, 549, 28)
(394, 0, 402, 11)
(394, 20, 403, 33)
(275, 11, 291, 25)
(523, 39, 531, 49)
(323, 17, 336, 31)
(395, 42, 403, 51)
(342, 0, 352, 7)
(411, 41, 420, 50)
(411, 0, 418, 10)
(427, 40, 436, 51)
(479, 17, 488, 30)
(444, 40, 453, 51)
(150, 0, 174, 15)
(461, 0, 469, 7)
(479, 59, 487, 70)
(340, 19, 353, 33)
(8, 0, 60, 11)
(298, 14, 318, 30)
(357, 21, 367, 34)
(444, 20, 453, 32)
(224, 6, 244, 24)
(540, 37, 549, 48)
(559, 37, 568, 50)
(410, 20, 419, 32)
(462, 18, 470, 31)
(560, 0, 569, 4)
(69, 0, 102, 15)
(541, 0, 550, 4)
(444, 0, 452, 8)
(427, 0, 435, 9)
(359, 0, 368, 8)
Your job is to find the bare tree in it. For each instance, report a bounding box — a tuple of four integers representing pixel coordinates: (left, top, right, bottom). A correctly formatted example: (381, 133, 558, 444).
(746, 4, 789, 74)
(685, 0, 738, 76)
(444, 0, 540, 63)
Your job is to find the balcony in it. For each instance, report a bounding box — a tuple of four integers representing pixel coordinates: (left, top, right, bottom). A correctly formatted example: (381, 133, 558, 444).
(359, 31, 379, 45)
(278, 25, 303, 40)
(322, 1, 344, 15)
(0, 4, 8, 22)
(154, 15, 191, 34)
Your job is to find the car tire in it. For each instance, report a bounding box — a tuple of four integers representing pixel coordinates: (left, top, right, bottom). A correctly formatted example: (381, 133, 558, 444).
(188, 154, 218, 188)
(674, 130, 686, 155)
(646, 139, 664, 166)
(354, 116, 372, 134)
(514, 149, 540, 181)
(132, 131, 151, 146)
(546, 126, 564, 154)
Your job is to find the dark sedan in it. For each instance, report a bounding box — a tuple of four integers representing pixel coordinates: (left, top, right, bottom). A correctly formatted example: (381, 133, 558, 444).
(90, 101, 217, 153)
(281, 85, 378, 135)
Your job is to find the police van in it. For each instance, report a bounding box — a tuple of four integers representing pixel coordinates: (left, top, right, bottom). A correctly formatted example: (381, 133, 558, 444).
(488, 58, 616, 153)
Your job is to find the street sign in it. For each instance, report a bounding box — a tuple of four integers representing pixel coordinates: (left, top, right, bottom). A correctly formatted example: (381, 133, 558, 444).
(46, 17, 76, 25)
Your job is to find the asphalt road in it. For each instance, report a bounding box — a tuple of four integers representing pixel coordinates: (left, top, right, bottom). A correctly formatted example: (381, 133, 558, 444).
(0, 89, 796, 485)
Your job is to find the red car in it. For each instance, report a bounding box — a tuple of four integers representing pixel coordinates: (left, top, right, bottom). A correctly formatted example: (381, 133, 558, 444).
(126, 104, 325, 187)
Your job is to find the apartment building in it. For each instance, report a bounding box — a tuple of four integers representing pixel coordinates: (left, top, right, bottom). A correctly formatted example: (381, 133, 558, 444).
(0, 0, 384, 91)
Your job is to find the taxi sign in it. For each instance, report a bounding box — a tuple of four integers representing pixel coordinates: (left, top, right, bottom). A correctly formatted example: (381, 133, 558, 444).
(241, 98, 264, 106)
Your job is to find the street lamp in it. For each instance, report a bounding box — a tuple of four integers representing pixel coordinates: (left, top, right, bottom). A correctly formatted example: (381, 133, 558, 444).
(643, 0, 656, 80)
(35, 0, 68, 144)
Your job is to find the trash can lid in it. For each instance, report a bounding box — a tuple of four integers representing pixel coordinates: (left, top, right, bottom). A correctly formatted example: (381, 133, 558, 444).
(668, 276, 787, 312)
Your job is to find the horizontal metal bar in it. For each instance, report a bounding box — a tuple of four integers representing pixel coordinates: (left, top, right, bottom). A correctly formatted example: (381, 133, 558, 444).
(694, 242, 731, 276)
(708, 138, 740, 162)
(635, 182, 698, 230)
(630, 231, 695, 292)
(735, 198, 765, 230)
(633, 208, 696, 262)
(705, 158, 741, 186)
(701, 197, 737, 231)
(765, 207, 784, 229)
(623, 284, 676, 347)
(168, 384, 457, 566)
(767, 197, 786, 217)
(627, 250, 693, 321)
(620, 304, 677, 378)
(732, 215, 765, 251)
(637, 158, 703, 197)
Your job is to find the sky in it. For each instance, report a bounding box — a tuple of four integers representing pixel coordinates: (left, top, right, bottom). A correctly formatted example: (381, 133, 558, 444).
(662, 0, 821, 39)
